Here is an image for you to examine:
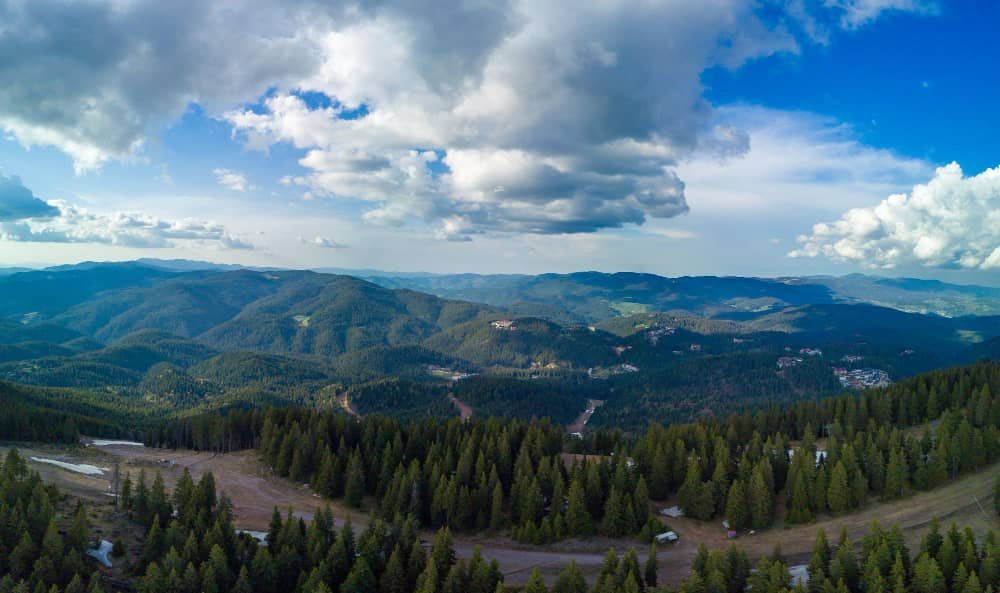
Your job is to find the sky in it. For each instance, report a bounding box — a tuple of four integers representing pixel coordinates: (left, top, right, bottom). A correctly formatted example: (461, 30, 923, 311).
(0, 0, 997, 284)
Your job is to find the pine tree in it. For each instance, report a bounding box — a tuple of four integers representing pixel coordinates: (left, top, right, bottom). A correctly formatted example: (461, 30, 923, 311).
(788, 471, 813, 523)
(524, 568, 548, 593)
(911, 553, 945, 593)
(415, 560, 439, 593)
(883, 448, 907, 500)
(345, 451, 366, 508)
(644, 543, 658, 589)
(601, 488, 631, 537)
(960, 572, 981, 593)
(553, 560, 587, 593)
(343, 557, 377, 593)
(748, 466, 773, 529)
(489, 481, 505, 530)
(232, 566, 252, 593)
(827, 461, 850, 514)
(565, 480, 593, 537)
(725, 480, 748, 530)
(380, 546, 408, 593)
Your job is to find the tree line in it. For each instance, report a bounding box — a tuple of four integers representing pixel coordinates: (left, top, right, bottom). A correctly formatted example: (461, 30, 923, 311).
(120, 465, 504, 593)
(0, 448, 108, 593)
(629, 361, 998, 525)
(666, 520, 1000, 593)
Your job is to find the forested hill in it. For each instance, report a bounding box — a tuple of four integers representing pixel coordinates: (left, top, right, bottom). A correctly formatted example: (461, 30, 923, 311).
(0, 262, 996, 430)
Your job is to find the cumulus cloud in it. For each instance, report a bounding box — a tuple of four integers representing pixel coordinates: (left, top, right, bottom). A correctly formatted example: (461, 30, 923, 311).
(0, 173, 60, 221)
(0, 176, 252, 250)
(791, 163, 1000, 270)
(225, 1, 797, 238)
(0, 1, 334, 172)
(0, 0, 933, 234)
(300, 235, 346, 249)
(213, 168, 253, 192)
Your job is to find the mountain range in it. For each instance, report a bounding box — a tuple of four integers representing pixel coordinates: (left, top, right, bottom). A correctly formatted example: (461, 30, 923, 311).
(0, 259, 996, 429)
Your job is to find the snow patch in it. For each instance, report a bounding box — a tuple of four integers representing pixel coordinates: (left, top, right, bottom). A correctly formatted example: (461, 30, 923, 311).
(87, 540, 113, 568)
(31, 457, 107, 476)
(91, 439, 145, 447)
(238, 530, 268, 545)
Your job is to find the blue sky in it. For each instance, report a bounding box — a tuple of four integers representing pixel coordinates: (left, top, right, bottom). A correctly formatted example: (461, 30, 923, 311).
(0, 0, 997, 283)
(705, 0, 1000, 173)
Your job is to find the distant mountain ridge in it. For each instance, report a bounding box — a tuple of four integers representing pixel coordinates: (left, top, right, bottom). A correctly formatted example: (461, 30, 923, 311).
(8, 258, 998, 317)
(362, 270, 1000, 320)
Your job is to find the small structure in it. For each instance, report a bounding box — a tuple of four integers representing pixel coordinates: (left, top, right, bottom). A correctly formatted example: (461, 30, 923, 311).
(689, 343, 702, 352)
(727, 530, 738, 540)
(799, 347, 823, 357)
(87, 540, 114, 568)
(660, 506, 685, 518)
(491, 319, 516, 330)
(655, 531, 679, 544)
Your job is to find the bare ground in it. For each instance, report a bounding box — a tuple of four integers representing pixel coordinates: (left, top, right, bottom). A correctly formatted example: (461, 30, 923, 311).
(449, 394, 474, 420)
(5, 442, 997, 588)
(565, 399, 605, 433)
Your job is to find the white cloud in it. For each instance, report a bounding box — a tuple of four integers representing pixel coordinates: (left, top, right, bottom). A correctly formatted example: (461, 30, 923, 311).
(300, 235, 346, 249)
(791, 163, 1000, 270)
(224, 1, 802, 238)
(213, 168, 253, 192)
(224, 1, 929, 240)
(826, 0, 937, 28)
(0, 0, 934, 239)
(676, 106, 933, 214)
(646, 228, 699, 240)
(0, 175, 253, 250)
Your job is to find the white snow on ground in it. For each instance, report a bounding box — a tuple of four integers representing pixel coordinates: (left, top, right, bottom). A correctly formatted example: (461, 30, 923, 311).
(87, 540, 113, 568)
(789, 565, 810, 586)
(91, 439, 145, 447)
(237, 530, 268, 544)
(30, 457, 107, 476)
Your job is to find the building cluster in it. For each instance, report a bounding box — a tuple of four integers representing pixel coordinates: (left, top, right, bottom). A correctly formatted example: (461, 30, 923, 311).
(833, 367, 892, 389)
(490, 319, 516, 330)
(587, 363, 640, 378)
(777, 356, 803, 369)
(646, 326, 676, 344)
(530, 360, 563, 370)
(426, 365, 475, 381)
(799, 347, 823, 357)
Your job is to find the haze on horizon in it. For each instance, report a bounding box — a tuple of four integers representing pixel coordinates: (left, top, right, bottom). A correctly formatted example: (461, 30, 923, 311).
(0, 0, 997, 285)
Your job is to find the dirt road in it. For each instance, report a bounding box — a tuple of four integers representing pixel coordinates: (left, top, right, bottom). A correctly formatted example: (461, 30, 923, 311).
(449, 395, 474, 420)
(6, 441, 997, 588)
(566, 399, 605, 433)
